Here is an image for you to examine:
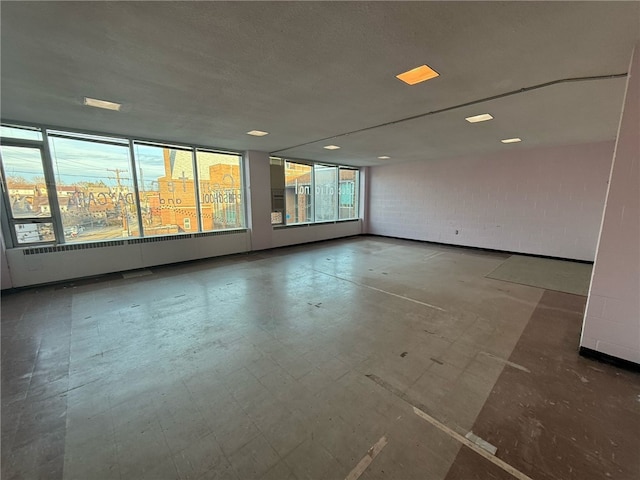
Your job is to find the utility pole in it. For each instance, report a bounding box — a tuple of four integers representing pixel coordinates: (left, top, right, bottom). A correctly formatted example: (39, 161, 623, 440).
(138, 167, 149, 226)
(107, 168, 130, 237)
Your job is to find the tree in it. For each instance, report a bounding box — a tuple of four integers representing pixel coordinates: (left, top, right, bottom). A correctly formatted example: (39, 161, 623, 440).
(7, 176, 28, 185)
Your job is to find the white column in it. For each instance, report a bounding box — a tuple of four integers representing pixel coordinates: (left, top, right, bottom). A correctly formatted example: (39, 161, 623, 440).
(244, 150, 273, 251)
(581, 43, 640, 364)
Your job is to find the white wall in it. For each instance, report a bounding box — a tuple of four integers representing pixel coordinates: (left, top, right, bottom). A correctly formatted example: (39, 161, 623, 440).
(367, 141, 614, 261)
(5, 232, 251, 288)
(272, 221, 361, 249)
(581, 44, 639, 364)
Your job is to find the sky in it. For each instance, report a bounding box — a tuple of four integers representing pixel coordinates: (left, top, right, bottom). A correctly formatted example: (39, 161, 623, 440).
(1, 131, 242, 192)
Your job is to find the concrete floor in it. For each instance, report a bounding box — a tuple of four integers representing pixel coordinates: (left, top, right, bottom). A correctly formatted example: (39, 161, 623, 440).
(1, 237, 638, 479)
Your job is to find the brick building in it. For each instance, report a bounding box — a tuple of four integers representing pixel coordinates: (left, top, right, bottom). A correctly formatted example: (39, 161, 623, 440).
(156, 149, 243, 233)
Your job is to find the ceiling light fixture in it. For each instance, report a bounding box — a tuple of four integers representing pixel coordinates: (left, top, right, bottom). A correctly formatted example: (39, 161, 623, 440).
(396, 64, 440, 85)
(501, 137, 522, 144)
(378, 156, 390, 159)
(465, 113, 493, 123)
(324, 145, 340, 150)
(246, 130, 269, 136)
(83, 97, 121, 111)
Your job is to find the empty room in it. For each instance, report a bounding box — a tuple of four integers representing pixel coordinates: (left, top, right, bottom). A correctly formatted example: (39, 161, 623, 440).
(1, 2, 639, 480)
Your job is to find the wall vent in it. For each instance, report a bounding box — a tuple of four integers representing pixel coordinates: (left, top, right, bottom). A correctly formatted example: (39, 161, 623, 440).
(193, 229, 246, 238)
(22, 229, 247, 255)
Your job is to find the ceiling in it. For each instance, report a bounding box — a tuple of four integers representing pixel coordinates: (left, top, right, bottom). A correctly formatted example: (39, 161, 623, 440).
(1, 1, 639, 167)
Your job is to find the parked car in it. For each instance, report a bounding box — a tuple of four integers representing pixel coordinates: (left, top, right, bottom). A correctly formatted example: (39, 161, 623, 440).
(64, 225, 84, 238)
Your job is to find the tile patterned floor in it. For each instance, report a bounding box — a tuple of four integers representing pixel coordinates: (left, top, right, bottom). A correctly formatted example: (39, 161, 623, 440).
(444, 290, 640, 480)
(1, 237, 638, 480)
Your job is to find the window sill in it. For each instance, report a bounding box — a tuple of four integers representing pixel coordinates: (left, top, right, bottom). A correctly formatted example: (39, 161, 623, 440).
(272, 219, 360, 230)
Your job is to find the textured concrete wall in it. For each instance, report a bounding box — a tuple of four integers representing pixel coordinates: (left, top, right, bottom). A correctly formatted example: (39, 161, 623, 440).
(367, 141, 614, 261)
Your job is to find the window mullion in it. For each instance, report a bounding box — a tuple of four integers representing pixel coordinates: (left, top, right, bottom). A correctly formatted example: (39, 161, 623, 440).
(35, 135, 64, 244)
(311, 163, 316, 223)
(335, 168, 339, 221)
(0, 166, 17, 248)
(128, 139, 145, 238)
(192, 149, 202, 232)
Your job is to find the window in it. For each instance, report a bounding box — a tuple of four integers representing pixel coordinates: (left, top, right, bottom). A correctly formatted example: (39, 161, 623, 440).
(314, 164, 338, 222)
(1, 146, 52, 219)
(0, 145, 55, 245)
(14, 222, 54, 244)
(0, 123, 248, 249)
(135, 143, 198, 235)
(48, 133, 140, 241)
(275, 159, 359, 225)
(0, 124, 43, 142)
(339, 168, 359, 220)
(195, 150, 244, 231)
(285, 161, 313, 224)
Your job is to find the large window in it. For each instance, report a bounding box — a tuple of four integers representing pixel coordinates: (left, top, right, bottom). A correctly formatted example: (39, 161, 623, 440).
(0, 123, 246, 248)
(339, 167, 359, 220)
(0, 143, 55, 244)
(196, 150, 244, 231)
(49, 133, 140, 242)
(135, 143, 198, 236)
(279, 159, 359, 225)
(285, 161, 313, 224)
(314, 164, 338, 222)
(1, 145, 52, 219)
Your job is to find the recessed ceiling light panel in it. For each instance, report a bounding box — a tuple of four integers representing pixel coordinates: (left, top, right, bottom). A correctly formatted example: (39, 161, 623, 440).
(378, 156, 390, 159)
(324, 145, 340, 150)
(501, 138, 522, 144)
(83, 97, 121, 111)
(465, 113, 493, 123)
(246, 130, 269, 136)
(396, 64, 440, 85)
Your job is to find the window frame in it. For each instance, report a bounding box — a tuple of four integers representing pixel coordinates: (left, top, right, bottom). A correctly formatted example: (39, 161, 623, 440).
(0, 120, 247, 248)
(338, 166, 360, 220)
(0, 135, 63, 247)
(275, 157, 360, 227)
(313, 163, 339, 223)
(133, 141, 201, 236)
(48, 131, 143, 241)
(284, 159, 315, 225)
(195, 148, 246, 232)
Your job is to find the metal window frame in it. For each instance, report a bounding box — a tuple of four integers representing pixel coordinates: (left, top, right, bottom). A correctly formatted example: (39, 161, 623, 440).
(312, 163, 339, 223)
(132, 141, 201, 236)
(0, 119, 248, 249)
(278, 157, 362, 227)
(3, 119, 244, 155)
(283, 158, 315, 226)
(338, 166, 359, 220)
(193, 148, 245, 232)
(0, 141, 62, 247)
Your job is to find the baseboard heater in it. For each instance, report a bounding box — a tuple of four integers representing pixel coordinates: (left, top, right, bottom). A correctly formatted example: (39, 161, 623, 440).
(21, 229, 248, 256)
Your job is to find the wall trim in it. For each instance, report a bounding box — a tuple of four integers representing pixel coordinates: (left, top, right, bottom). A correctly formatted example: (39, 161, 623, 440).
(364, 234, 595, 265)
(19, 229, 247, 255)
(2, 232, 597, 293)
(273, 219, 360, 230)
(579, 347, 640, 372)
